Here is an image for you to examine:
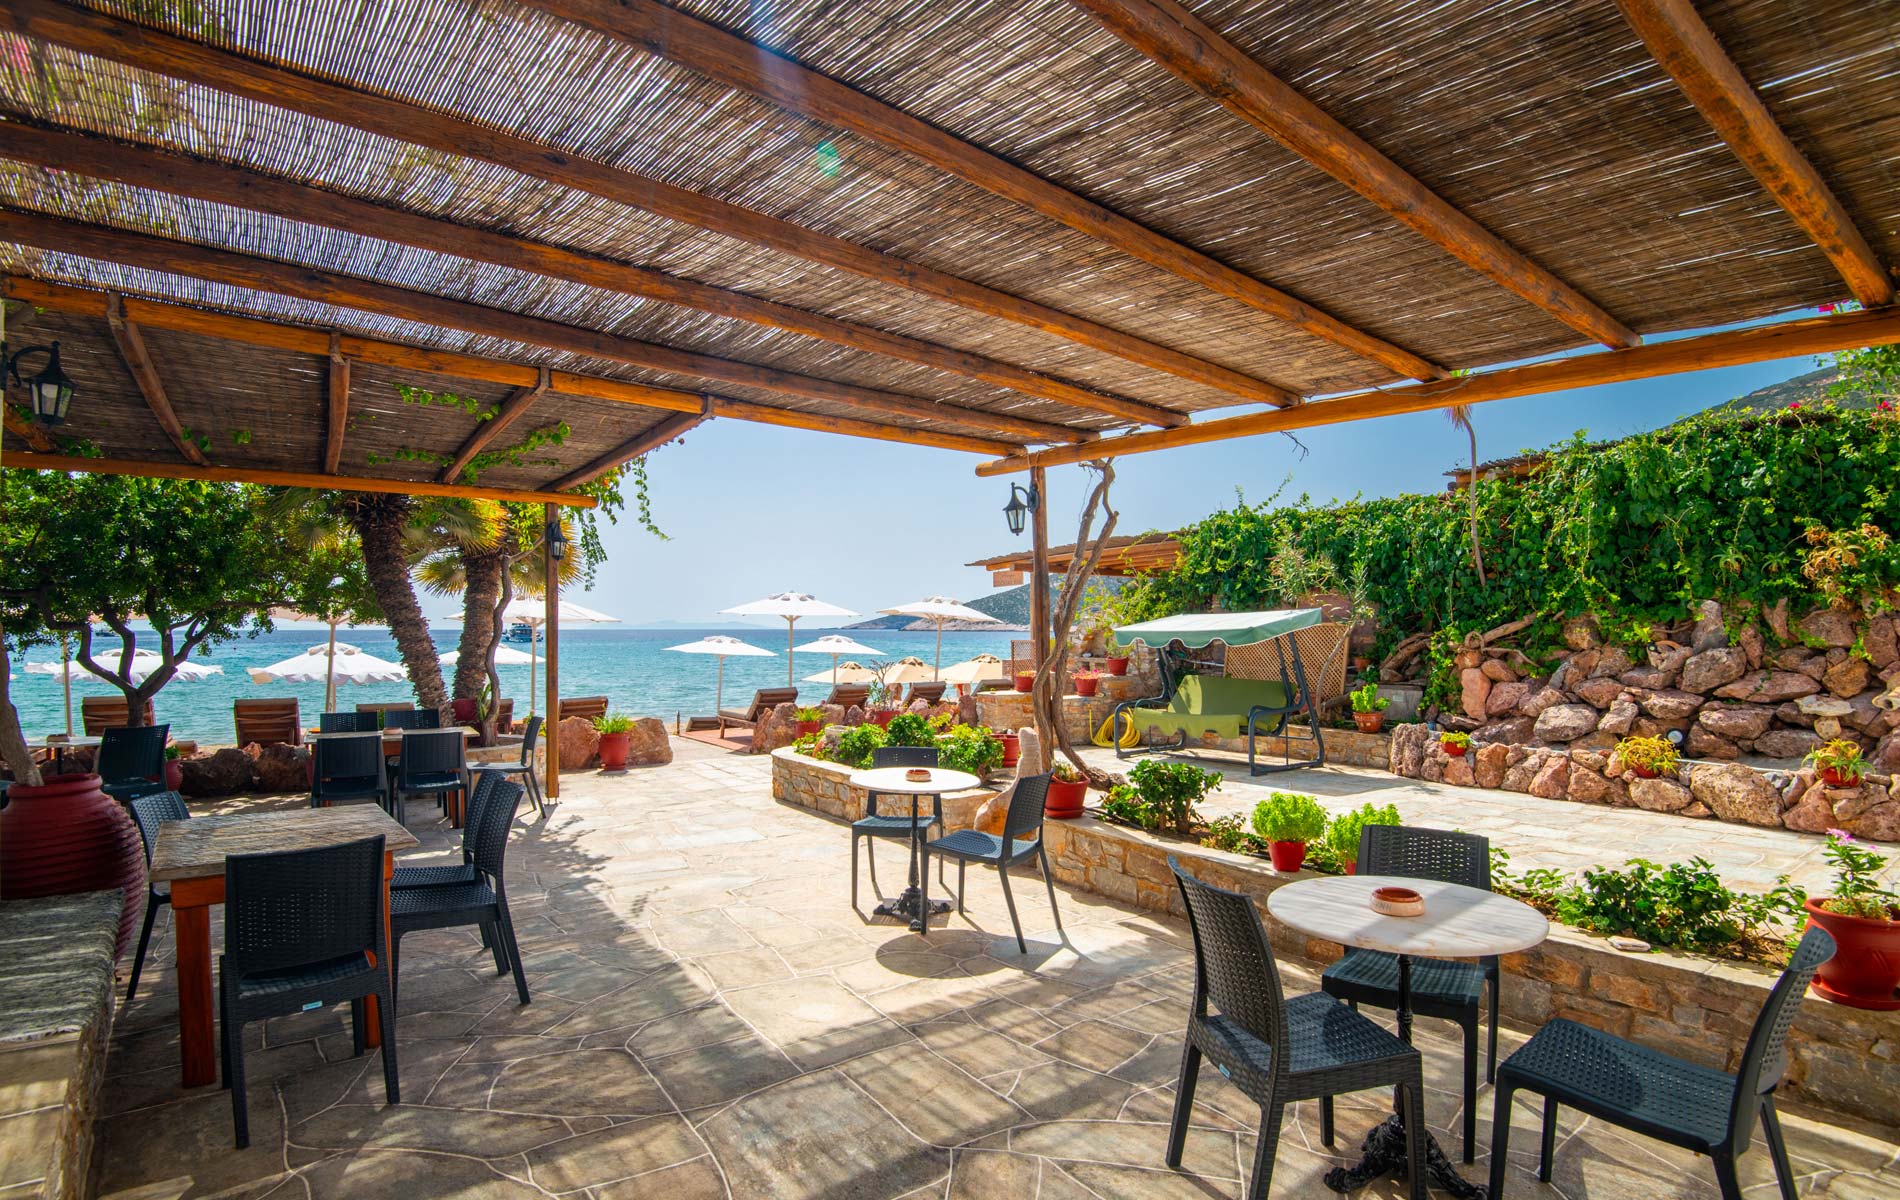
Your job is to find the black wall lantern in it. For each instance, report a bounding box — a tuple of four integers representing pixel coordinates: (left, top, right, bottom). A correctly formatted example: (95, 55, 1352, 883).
(1003, 481, 1039, 537)
(8, 341, 75, 425)
(545, 520, 570, 562)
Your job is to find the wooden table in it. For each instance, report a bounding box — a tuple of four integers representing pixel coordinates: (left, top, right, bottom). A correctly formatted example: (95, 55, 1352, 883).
(1269, 875, 1548, 1198)
(847, 766, 979, 932)
(149, 806, 419, 1088)
(38, 735, 102, 772)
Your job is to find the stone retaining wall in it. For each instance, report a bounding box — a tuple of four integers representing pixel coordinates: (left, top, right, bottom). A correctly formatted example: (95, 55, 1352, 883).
(771, 749, 997, 830)
(1042, 816, 1900, 1131)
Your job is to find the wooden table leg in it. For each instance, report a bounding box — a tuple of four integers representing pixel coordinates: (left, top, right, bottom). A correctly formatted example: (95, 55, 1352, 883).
(169, 879, 219, 1088)
(364, 851, 393, 1047)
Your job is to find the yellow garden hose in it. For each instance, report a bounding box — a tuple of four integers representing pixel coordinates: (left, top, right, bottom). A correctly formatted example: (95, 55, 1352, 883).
(1093, 711, 1142, 749)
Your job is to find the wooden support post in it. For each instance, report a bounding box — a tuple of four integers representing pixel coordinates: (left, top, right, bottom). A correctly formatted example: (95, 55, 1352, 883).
(106, 293, 207, 465)
(1029, 465, 1052, 672)
(543, 504, 560, 800)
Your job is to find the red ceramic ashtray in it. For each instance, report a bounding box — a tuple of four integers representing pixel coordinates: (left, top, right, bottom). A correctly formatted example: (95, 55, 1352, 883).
(905, 768, 931, 782)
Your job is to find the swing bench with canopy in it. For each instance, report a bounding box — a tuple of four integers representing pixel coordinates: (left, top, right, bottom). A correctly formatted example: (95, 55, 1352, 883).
(1106, 609, 1344, 776)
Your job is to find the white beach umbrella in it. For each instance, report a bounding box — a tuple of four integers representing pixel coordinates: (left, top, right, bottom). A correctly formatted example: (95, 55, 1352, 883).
(439, 645, 535, 666)
(721, 592, 860, 685)
(877, 596, 1000, 678)
(443, 596, 619, 716)
(793, 634, 884, 685)
(938, 653, 1006, 685)
(879, 656, 938, 685)
(802, 660, 880, 685)
(249, 642, 406, 694)
(666, 635, 775, 712)
(30, 643, 224, 735)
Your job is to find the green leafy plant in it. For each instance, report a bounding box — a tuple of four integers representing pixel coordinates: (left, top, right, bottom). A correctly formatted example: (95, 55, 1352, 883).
(1252, 791, 1328, 844)
(834, 722, 888, 770)
(1806, 738, 1867, 784)
(1616, 735, 1680, 776)
(792, 732, 822, 756)
(164, 743, 183, 761)
(793, 706, 824, 723)
(1312, 802, 1401, 873)
(1125, 759, 1224, 836)
(883, 712, 935, 748)
(1098, 784, 1150, 830)
(1819, 830, 1897, 921)
(1201, 813, 1268, 856)
(1349, 682, 1389, 713)
(1050, 760, 1084, 784)
(1553, 858, 1806, 955)
(592, 712, 634, 734)
(936, 724, 1003, 777)
(1439, 730, 1471, 750)
(865, 677, 896, 711)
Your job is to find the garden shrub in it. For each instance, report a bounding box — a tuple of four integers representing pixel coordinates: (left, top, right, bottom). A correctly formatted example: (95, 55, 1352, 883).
(882, 712, 935, 748)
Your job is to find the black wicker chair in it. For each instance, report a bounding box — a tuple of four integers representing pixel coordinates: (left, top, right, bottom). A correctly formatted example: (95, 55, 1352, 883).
(97, 723, 170, 807)
(220, 835, 398, 1148)
(383, 707, 440, 730)
(1489, 925, 1834, 1199)
(471, 714, 544, 817)
(1319, 825, 1496, 1161)
(920, 771, 1062, 951)
(392, 770, 502, 891)
(310, 732, 389, 811)
(319, 711, 378, 734)
(1169, 859, 1427, 1200)
(391, 778, 530, 1010)
(125, 790, 189, 1004)
(388, 729, 467, 826)
(849, 745, 942, 912)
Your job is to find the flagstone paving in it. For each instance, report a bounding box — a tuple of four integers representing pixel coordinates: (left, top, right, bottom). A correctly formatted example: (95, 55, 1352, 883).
(98, 742, 1899, 1199)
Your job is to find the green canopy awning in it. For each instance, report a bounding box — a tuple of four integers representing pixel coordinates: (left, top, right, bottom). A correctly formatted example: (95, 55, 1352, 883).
(1113, 608, 1323, 650)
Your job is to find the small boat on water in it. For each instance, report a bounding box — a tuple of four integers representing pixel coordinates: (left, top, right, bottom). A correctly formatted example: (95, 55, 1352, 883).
(503, 622, 540, 644)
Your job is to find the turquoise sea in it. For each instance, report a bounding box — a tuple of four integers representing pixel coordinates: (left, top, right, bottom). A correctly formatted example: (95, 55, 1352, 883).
(10, 626, 1018, 744)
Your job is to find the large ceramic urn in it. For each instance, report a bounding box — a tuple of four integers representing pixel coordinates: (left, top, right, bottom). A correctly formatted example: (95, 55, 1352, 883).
(1, 772, 146, 959)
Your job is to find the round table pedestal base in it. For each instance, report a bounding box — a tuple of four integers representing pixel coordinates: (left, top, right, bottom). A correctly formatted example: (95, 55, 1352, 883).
(1323, 1112, 1486, 1200)
(875, 886, 952, 932)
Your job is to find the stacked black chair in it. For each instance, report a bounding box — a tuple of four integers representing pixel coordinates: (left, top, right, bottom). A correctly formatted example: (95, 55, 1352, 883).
(310, 732, 389, 811)
(384, 708, 440, 730)
(391, 778, 530, 1009)
(388, 729, 467, 826)
(125, 790, 189, 1004)
(97, 723, 171, 807)
(392, 770, 502, 891)
(219, 835, 398, 1148)
(1319, 824, 1496, 1160)
(1168, 859, 1427, 1200)
(319, 711, 378, 734)
(471, 714, 544, 817)
(921, 771, 1062, 952)
(1489, 925, 1833, 1200)
(849, 745, 942, 912)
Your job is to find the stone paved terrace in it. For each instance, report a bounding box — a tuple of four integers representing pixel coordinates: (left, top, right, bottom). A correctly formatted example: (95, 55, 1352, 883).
(96, 740, 1900, 1200)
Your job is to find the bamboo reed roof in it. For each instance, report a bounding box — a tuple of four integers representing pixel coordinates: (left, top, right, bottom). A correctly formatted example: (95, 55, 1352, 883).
(0, 0, 1894, 500)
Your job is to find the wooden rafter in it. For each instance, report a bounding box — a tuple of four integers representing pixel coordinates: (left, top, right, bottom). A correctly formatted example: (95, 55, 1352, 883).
(975, 305, 1900, 475)
(0, 207, 1062, 447)
(6, 277, 1023, 460)
(1614, 0, 1894, 308)
(3, 0, 1285, 414)
(324, 332, 348, 473)
(1070, 0, 1640, 349)
(105, 291, 206, 464)
(550, 408, 706, 491)
(439, 366, 550, 483)
(0, 119, 1165, 425)
(1, 404, 56, 452)
(0, 451, 599, 506)
(526, 0, 1443, 383)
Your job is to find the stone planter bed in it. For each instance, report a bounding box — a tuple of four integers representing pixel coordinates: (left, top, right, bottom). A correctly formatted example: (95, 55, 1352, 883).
(771, 748, 998, 830)
(1041, 813, 1900, 1130)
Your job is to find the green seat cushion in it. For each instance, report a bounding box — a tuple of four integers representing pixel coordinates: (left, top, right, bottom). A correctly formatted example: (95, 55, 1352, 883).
(1126, 675, 1293, 740)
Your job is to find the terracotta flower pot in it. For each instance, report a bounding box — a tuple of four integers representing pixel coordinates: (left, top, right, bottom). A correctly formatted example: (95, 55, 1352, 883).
(1000, 732, 1021, 769)
(1804, 899, 1900, 1010)
(0, 773, 145, 959)
(1045, 778, 1087, 820)
(1013, 672, 1035, 694)
(1073, 676, 1100, 697)
(165, 759, 184, 791)
(1629, 764, 1661, 779)
(868, 709, 897, 729)
(1820, 767, 1861, 788)
(796, 720, 822, 737)
(1354, 711, 1385, 734)
(1105, 656, 1130, 676)
(1342, 861, 1357, 876)
(1442, 741, 1468, 757)
(597, 731, 632, 771)
(1268, 840, 1307, 872)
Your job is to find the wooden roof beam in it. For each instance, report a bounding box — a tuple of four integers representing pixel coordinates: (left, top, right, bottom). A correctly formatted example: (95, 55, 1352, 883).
(5, 276, 1022, 459)
(2, 404, 56, 452)
(1071, 0, 1641, 350)
(439, 366, 550, 483)
(975, 304, 1900, 475)
(0, 451, 599, 506)
(1614, 0, 1894, 309)
(0, 119, 1136, 431)
(2, 0, 1274, 417)
(0, 206, 1049, 449)
(105, 291, 206, 464)
(324, 332, 348, 473)
(526, 0, 1443, 383)
(550, 407, 705, 491)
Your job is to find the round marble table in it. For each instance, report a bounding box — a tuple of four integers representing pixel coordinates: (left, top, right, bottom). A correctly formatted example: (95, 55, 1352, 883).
(38, 735, 103, 773)
(847, 767, 978, 932)
(1268, 875, 1548, 1199)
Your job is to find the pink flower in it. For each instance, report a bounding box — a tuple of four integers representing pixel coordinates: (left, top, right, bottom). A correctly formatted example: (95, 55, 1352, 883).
(1788, 401, 1803, 410)
(1880, 401, 1894, 412)
(1827, 828, 1854, 842)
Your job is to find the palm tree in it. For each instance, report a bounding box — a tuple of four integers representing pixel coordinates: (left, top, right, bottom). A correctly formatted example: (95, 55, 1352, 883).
(1445, 404, 1487, 586)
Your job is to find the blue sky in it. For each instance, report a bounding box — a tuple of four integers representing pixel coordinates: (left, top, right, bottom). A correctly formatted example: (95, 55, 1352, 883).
(437, 347, 1833, 627)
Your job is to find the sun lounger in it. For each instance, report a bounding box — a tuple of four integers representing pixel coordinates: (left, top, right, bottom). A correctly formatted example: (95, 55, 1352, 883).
(905, 681, 948, 706)
(82, 695, 156, 736)
(822, 683, 871, 709)
(717, 687, 799, 735)
(557, 695, 608, 724)
(233, 698, 302, 746)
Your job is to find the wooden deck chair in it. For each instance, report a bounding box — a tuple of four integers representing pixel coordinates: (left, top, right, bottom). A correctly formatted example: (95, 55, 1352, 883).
(234, 698, 303, 746)
(822, 682, 871, 709)
(717, 687, 799, 735)
(556, 695, 608, 724)
(82, 695, 156, 736)
(494, 698, 515, 735)
(906, 681, 948, 706)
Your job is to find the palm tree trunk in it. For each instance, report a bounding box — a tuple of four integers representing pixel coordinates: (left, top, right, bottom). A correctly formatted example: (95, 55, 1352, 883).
(1465, 423, 1487, 586)
(453, 547, 505, 705)
(348, 497, 448, 713)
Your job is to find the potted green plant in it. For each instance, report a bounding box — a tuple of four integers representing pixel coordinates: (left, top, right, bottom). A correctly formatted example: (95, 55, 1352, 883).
(164, 743, 185, 791)
(1046, 760, 1088, 820)
(865, 678, 900, 728)
(1802, 831, 1899, 1010)
(1318, 801, 1401, 875)
(593, 712, 635, 771)
(1073, 669, 1103, 698)
(1807, 738, 1867, 788)
(936, 724, 1003, 780)
(1617, 735, 1679, 780)
(1252, 791, 1328, 872)
(1439, 730, 1472, 758)
(794, 706, 825, 737)
(883, 712, 935, 748)
(1013, 669, 1035, 693)
(1104, 640, 1130, 676)
(1125, 759, 1223, 837)
(998, 728, 1021, 768)
(1350, 682, 1390, 734)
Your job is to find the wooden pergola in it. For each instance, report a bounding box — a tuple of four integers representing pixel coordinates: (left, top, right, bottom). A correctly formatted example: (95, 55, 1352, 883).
(3, 0, 1898, 789)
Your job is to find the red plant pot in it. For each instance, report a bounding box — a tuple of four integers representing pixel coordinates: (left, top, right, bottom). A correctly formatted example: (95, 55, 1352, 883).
(1, 773, 145, 960)
(1045, 778, 1087, 820)
(452, 697, 478, 725)
(1354, 711, 1385, 734)
(868, 709, 897, 729)
(1342, 861, 1357, 876)
(1013, 672, 1035, 694)
(1105, 656, 1130, 676)
(1000, 732, 1021, 769)
(1629, 764, 1661, 779)
(165, 759, 184, 791)
(1804, 899, 1900, 1010)
(1820, 768, 1862, 788)
(597, 732, 631, 772)
(1074, 676, 1100, 698)
(796, 720, 822, 737)
(1442, 742, 1467, 757)
(1268, 840, 1307, 872)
